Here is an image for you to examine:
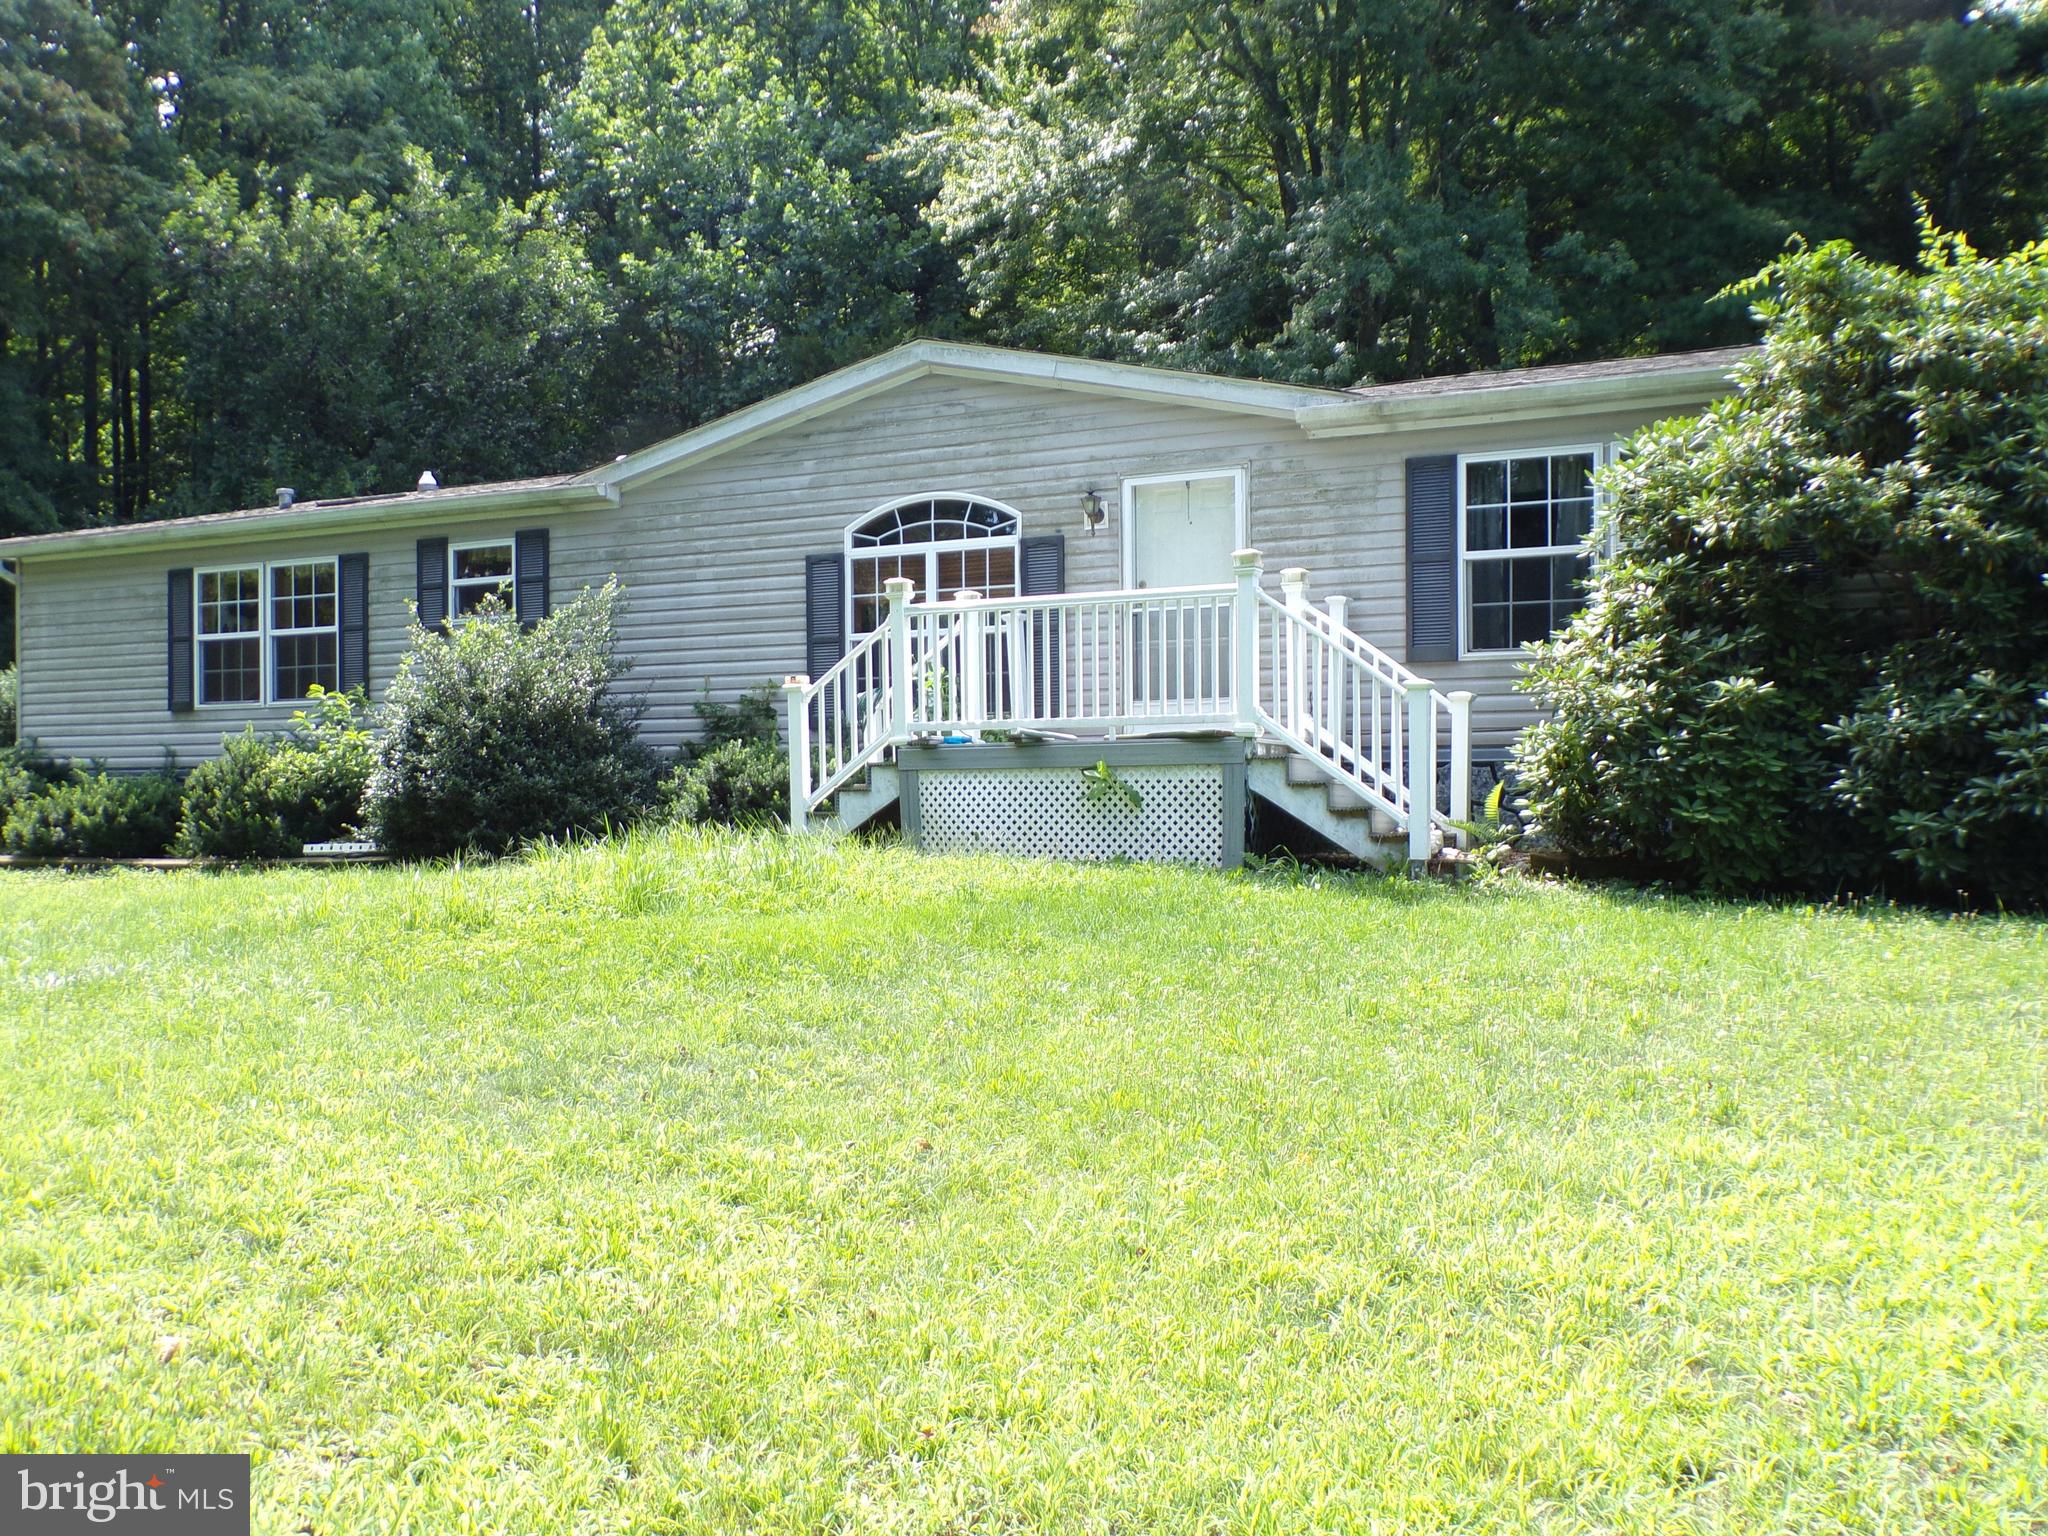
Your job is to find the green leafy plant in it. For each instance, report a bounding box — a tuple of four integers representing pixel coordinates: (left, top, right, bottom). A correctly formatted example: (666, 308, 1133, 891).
(363, 583, 657, 857)
(0, 665, 16, 745)
(677, 683, 782, 765)
(1447, 778, 1520, 866)
(175, 689, 376, 859)
(1080, 759, 1142, 812)
(659, 737, 789, 827)
(2, 767, 181, 858)
(1517, 227, 2048, 905)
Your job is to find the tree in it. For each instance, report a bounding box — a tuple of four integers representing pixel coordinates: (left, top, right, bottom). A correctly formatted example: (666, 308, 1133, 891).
(556, 0, 984, 439)
(165, 160, 612, 512)
(1514, 228, 2048, 905)
(919, 0, 2048, 386)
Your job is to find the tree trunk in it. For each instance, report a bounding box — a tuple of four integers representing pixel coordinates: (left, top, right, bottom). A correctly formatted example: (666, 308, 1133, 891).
(83, 327, 101, 519)
(111, 330, 126, 521)
(138, 309, 153, 512)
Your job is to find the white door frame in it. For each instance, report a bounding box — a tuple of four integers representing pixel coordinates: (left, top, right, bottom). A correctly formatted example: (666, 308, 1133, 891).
(1120, 466, 1249, 589)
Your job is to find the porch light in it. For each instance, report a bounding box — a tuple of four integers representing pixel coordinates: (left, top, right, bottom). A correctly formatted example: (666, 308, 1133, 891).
(1080, 489, 1106, 531)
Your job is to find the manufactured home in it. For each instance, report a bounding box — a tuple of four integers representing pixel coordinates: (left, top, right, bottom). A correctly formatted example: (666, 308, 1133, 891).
(0, 339, 1748, 867)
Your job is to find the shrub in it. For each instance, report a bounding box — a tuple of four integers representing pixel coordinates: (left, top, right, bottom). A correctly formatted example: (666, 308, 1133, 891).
(176, 732, 296, 858)
(2, 768, 181, 858)
(0, 665, 15, 744)
(660, 737, 788, 826)
(363, 583, 657, 857)
(175, 690, 376, 859)
(264, 689, 376, 844)
(1516, 227, 2048, 904)
(678, 684, 782, 764)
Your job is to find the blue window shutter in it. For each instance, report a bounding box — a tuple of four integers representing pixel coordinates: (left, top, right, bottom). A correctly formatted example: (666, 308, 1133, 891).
(167, 567, 194, 712)
(804, 553, 845, 681)
(514, 528, 550, 627)
(1407, 455, 1457, 663)
(1020, 534, 1065, 596)
(415, 537, 448, 629)
(1020, 535, 1065, 716)
(337, 552, 369, 693)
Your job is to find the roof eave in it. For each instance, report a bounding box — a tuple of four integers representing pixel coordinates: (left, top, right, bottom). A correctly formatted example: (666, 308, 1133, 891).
(0, 483, 615, 561)
(1294, 364, 1742, 439)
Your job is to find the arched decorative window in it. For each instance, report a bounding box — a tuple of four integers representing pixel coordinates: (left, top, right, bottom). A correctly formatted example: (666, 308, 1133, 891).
(846, 492, 1022, 638)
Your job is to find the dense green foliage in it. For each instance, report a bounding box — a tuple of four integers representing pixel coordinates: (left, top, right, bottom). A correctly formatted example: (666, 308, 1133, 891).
(0, 666, 14, 742)
(1516, 230, 2048, 905)
(2, 835, 2044, 1530)
(4, 0, 2046, 536)
(363, 584, 656, 856)
(174, 691, 375, 858)
(1, 766, 179, 856)
(661, 738, 790, 826)
(659, 682, 789, 824)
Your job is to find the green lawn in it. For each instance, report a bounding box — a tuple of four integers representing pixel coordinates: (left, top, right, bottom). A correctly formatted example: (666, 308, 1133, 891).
(1, 832, 2043, 1534)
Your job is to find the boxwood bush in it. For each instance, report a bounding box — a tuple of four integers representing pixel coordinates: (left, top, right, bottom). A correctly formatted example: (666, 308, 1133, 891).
(364, 582, 656, 857)
(660, 737, 788, 826)
(2, 767, 181, 858)
(1516, 228, 2048, 905)
(176, 689, 376, 859)
(660, 685, 788, 825)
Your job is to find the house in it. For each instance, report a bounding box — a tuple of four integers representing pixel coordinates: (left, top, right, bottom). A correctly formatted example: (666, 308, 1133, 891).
(0, 338, 1748, 867)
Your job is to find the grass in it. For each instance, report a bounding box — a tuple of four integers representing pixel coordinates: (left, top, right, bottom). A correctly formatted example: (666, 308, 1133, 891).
(1, 829, 2044, 1534)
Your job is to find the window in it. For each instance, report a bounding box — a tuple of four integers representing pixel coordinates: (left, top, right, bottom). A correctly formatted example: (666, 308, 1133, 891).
(270, 561, 339, 699)
(845, 494, 1020, 638)
(1459, 447, 1601, 655)
(451, 540, 515, 616)
(197, 566, 263, 705)
(195, 557, 339, 704)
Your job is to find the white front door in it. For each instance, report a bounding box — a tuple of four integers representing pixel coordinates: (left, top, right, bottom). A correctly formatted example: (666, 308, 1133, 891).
(1124, 470, 1244, 712)
(1126, 471, 1242, 589)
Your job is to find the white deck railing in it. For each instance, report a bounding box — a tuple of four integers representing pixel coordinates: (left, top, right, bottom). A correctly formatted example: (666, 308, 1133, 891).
(784, 550, 1474, 863)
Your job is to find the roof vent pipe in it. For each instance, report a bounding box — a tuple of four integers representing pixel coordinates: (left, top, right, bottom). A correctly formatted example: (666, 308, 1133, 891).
(276, 487, 296, 508)
(416, 470, 440, 492)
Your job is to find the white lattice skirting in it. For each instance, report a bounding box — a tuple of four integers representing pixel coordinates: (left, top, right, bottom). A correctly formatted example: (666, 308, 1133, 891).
(914, 764, 1227, 865)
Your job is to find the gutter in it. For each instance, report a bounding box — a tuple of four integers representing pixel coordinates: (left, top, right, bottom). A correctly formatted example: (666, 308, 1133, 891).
(1293, 361, 1744, 439)
(0, 483, 617, 561)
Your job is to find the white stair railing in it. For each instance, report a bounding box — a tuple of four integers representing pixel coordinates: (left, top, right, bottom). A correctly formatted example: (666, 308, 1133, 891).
(1244, 554, 1474, 863)
(783, 575, 915, 830)
(780, 551, 1475, 862)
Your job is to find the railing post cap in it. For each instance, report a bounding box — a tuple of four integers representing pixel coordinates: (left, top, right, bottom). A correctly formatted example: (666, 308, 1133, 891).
(782, 675, 810, 692)
(1402, 676, 1433, 696)
(1446, 688, 1475, 704)
(1280, 566, 1308, 585)
(883, 576, 917, 599)
(1231, 547, 1263, 572)
(954, 588, 982, 603)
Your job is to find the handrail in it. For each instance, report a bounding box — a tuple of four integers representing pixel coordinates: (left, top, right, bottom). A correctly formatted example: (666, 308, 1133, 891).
(927, 580, 1234, 613)
(783, 577, 915, 830)
(781, 552, 1474, 861)
(1251, 567, 1475, 858)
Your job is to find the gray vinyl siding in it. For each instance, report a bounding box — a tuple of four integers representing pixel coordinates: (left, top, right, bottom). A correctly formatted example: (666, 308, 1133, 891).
(15, 372, 1708, 767)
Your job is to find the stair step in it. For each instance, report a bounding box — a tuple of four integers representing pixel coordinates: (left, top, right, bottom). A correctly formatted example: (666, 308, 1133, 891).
(1283, 753, 1324, 786)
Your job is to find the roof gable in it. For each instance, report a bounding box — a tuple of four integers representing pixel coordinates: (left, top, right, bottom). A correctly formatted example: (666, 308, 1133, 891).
(578, 340, 1356, 493)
